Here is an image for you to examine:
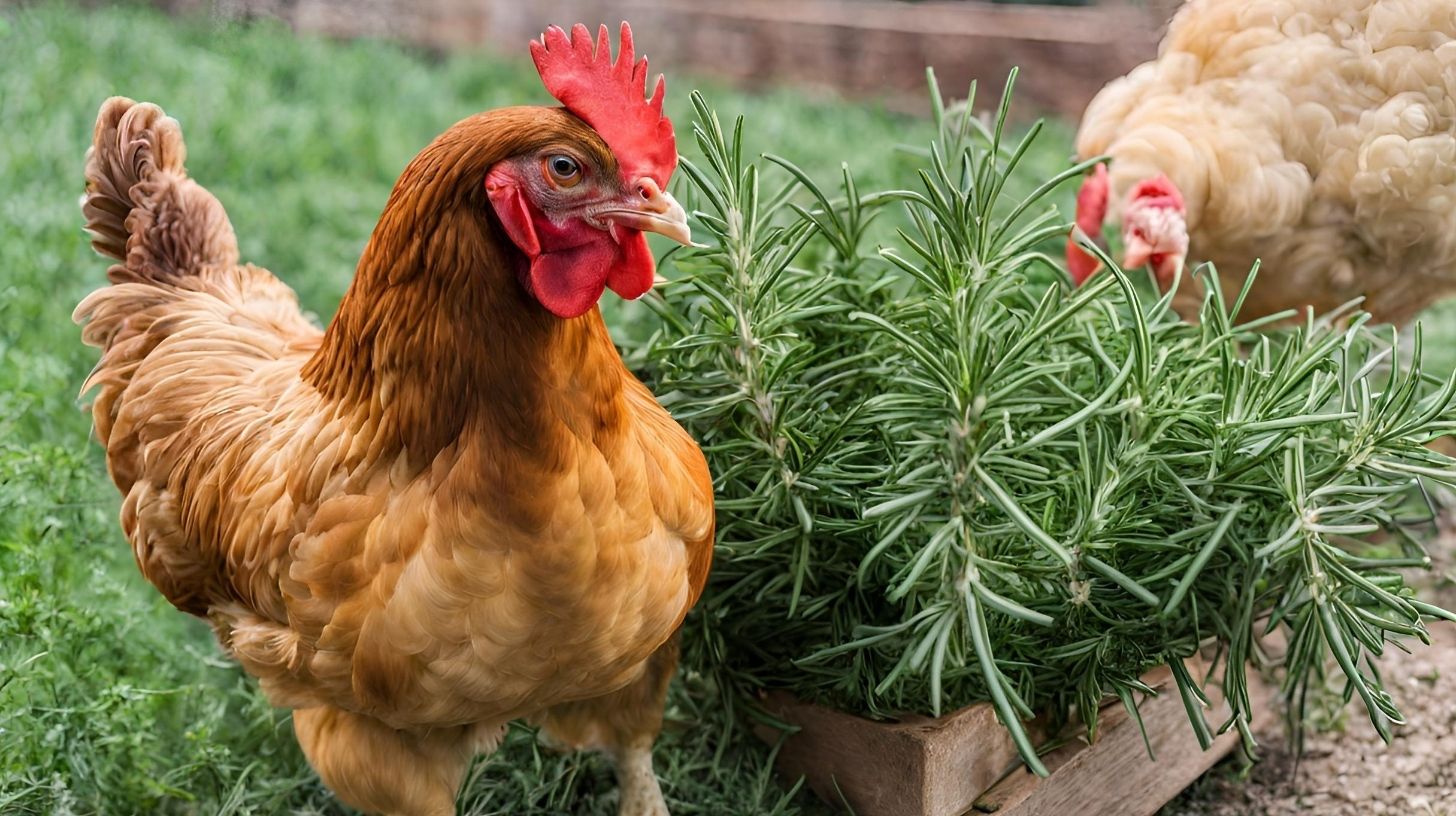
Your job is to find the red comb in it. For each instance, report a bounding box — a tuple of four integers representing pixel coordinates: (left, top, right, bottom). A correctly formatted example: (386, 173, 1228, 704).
(1128, 173, 1185, 212)
(530, 22, 677, 189)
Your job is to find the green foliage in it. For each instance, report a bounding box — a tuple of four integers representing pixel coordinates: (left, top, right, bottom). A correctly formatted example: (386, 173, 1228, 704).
(648, 72, 1456, 773)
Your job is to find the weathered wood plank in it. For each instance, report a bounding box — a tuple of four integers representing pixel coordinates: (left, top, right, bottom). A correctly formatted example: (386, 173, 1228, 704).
(979, 659, 1279, 816)
(485, 0, 1161, 117)
(756, 654, 1277, 816)
(755, 691, 1038, 816)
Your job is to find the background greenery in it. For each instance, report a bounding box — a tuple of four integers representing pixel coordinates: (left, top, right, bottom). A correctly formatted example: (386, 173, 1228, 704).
(5, 4, 1456, 815)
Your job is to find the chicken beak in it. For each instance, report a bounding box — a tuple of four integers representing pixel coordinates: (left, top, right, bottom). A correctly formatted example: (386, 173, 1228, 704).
(1122, 234, 1154, 270)
(602, 178, 693, 247)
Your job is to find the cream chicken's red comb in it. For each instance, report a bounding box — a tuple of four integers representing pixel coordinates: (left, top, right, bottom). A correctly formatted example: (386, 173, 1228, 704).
(530, 22, 677, 189)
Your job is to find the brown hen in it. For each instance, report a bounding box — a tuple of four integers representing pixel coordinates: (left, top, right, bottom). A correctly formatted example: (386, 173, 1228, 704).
(74, 22, 712, 816)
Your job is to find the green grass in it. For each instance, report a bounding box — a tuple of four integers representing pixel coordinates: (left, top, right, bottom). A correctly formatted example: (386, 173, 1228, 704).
(0, 4, 948, 813)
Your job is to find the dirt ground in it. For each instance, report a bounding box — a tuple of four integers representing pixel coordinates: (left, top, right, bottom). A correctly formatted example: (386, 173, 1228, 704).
(1166, 516, 1456, 816)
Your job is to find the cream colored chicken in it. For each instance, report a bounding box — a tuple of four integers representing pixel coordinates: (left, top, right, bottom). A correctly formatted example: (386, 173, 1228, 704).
(1069, 0, 1456, 323)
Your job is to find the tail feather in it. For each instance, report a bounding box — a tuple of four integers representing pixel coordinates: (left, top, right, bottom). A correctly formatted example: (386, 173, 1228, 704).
(82, 97, 239, 283)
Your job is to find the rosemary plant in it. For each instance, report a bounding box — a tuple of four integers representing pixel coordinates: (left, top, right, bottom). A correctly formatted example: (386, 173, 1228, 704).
(641, 74, 1456, 773)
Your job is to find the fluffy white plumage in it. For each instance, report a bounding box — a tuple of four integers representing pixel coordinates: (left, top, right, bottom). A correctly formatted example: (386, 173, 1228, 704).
(1077, 0, 1456, 322)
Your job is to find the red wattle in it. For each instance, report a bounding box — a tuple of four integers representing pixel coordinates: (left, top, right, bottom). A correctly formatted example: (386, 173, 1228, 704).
(1067, 163, 1111, 286)
(606, 231, 655, 301)
(1066, 243, 1102, 285)
(487, 169, 659, 317)
(529, 244, 613, 318)
(1075, 163, 1111, 234)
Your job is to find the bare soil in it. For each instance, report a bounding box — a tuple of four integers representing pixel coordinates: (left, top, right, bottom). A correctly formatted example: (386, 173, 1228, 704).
(1165, 518, 1456, 816)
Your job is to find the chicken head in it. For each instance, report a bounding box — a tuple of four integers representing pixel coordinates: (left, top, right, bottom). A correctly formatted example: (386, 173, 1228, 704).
(486, 23, 692, 319)
(1068, 164, 1189, 287)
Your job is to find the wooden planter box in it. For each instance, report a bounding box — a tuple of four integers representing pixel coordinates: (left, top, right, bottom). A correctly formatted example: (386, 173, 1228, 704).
(754, 654, 1277, 816)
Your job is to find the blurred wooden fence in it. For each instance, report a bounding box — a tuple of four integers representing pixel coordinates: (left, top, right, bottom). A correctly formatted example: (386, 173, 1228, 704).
(160, 0, 1168, 118)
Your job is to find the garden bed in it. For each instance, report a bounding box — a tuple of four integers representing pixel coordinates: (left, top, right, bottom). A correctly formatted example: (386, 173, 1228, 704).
(757, 651, 1278, 816)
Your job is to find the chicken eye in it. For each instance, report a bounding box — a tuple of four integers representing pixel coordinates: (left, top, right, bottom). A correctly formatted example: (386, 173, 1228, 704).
(543, 155, 582, 188)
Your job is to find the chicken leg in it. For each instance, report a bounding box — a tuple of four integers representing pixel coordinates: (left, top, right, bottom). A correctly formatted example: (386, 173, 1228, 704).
(533, 636, 681, 816)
